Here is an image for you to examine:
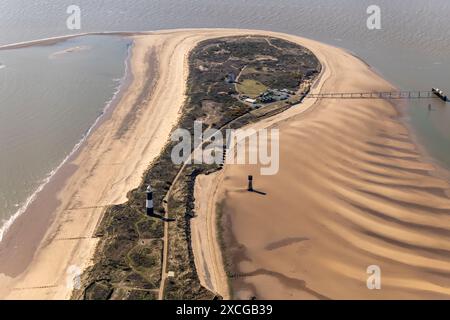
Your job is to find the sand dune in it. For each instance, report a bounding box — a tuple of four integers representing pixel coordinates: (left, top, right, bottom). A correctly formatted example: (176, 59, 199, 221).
(201, 32, 450, 299)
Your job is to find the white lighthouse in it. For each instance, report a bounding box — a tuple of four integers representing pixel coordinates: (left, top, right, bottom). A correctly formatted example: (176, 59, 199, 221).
(146, 185, 154, 216)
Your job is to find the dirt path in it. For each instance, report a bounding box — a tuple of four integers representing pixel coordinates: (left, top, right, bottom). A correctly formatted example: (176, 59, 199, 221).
(192, 173, 230, 298)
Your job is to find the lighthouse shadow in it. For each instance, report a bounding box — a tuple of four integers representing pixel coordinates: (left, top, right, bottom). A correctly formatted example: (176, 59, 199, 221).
(230, 188, 267, 196)
(148, 213, 175, 222)
(250, 189, 267, 196)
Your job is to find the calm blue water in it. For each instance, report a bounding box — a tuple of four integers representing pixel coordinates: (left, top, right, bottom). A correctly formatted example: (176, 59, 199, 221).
(0, 35, 130, 237)
(0, 0, 449, 236)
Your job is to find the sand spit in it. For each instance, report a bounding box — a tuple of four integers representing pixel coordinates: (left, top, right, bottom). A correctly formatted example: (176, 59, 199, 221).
(0, 32, 146, 50)
(49, 46, 91, 58)
(197, 32, 450, 299)
(1, 28, 449, 300)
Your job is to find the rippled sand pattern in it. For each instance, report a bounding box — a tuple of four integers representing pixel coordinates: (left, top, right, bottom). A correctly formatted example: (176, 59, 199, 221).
(219, 35, 450, 299)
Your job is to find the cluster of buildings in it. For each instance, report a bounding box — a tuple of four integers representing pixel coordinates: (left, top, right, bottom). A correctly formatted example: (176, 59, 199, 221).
(258, 89, 293, 103)
(224, 71, 298, 107)
(239, 88, 296, 107)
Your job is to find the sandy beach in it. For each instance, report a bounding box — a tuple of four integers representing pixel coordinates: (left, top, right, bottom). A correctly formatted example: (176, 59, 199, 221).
(1, 28, 449, 300)
(0, 29, 222, 299)
(194, 31, 450, 299)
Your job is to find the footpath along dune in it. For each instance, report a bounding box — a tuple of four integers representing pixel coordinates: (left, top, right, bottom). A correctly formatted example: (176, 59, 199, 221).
(193, 31, 450, 299)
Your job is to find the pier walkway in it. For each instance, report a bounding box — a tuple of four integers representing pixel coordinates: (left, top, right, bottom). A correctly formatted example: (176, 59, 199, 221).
(306, 91, 443, 100)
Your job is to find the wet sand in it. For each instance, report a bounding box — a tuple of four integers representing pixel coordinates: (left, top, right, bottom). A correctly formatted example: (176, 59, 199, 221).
(199, 32, 450, 299)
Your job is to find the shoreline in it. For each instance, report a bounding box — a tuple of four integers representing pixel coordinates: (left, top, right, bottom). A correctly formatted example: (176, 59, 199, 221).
(0, 29, 449, 299)
(0, 40, 134, 244)
(0, 32, 163, 299)
(344, 48, 450, 185)
(397, 100, 450, 184)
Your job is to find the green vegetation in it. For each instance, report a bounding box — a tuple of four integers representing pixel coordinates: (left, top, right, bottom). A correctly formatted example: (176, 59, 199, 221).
(73, 35, 320, 300)
(236, 79, 268, 98)
(128, 242, 162, 280)
(72, 204, 164, 300)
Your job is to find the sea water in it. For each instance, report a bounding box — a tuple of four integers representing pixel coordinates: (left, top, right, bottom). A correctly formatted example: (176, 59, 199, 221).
(0, 35, 131, 239)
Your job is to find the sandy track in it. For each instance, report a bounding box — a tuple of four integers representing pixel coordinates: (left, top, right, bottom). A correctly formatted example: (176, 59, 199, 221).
(193, 173, 230, 298)
(197, 32, 450, 299)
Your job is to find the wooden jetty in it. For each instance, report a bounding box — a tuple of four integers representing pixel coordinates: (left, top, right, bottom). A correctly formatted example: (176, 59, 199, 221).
(306, 90, 448, 100)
